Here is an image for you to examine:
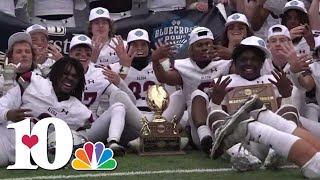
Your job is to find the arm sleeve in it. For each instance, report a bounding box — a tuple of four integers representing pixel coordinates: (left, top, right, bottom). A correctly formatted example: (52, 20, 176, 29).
(0, 86, 22, 123)
(117, 79, 137, 104)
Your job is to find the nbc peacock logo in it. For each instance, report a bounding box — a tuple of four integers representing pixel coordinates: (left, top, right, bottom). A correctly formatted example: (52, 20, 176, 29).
(72, 142, 117, 170)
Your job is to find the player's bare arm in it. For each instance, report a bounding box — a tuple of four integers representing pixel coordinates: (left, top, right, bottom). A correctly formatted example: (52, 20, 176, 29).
(151, 42, 182, 86)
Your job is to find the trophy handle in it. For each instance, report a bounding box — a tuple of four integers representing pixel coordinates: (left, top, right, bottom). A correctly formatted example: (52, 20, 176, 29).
(171, 115, 180, 135)
(140, 116, 151, 136)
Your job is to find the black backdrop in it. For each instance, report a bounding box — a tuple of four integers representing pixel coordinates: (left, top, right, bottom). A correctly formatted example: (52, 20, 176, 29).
(0, 7, 228, 59)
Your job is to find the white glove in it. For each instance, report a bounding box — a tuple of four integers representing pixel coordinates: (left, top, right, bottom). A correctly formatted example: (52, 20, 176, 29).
(37, 64, 52, 77)
(3, 63, 20, 85)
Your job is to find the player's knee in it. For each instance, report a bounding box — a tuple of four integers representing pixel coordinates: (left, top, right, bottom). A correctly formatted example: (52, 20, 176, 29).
(109, 90, 130, 104)
(191, 90, 209, 102)
(109, 102, 127, 111)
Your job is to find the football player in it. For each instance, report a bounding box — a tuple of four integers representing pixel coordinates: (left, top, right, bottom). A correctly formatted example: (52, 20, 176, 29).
(68, 34, 135, 156)
(0, 57, 93, 166)
(105, 29, 186, 145)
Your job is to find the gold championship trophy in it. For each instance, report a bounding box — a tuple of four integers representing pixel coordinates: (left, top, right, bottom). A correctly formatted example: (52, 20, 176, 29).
(139, 84, 185, 156)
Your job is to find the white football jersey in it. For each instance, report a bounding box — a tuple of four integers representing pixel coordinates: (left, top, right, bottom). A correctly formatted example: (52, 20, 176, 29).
(19, 72, 92, 131)
(310, 62, 320, 104)
(96, 39, 127, 67)
(174, 58, 232, 107)
(109, 62, 175, 108)
(294, 37, 311, 56)
(82, 63, 113, 119)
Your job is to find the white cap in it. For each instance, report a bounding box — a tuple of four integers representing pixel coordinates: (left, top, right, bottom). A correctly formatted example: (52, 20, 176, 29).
(283, 0, 307, 14)
(26, 24, 48, 36)
(89, 7, 110, 22)
(127, 28, 150, 44)
(8, 32, 32, 50)
(225, 13, 249, 27)
(240, 36, 272, 59)
(189, 27, 214, 45)
(314, 34, 320, 50)
(69, 35, 92, 50)
(267, 24, 291, 40)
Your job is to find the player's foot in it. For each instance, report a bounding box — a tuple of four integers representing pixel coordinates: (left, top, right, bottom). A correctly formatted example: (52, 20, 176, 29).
(107, 141, 126, 157)
(127, 138, 140, 152)
(210, 96, 258, 160)
(200, 135, 213, 155)
(230, 148, 262, 171)
(180, 137, 189, 150)
(264, 148, 285, 169)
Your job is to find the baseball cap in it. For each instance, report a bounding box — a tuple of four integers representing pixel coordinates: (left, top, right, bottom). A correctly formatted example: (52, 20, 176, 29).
(8, 32, 32, 50)
(283, 0, 307, 14)
(189, 27, 214, 45)
(26, 24, 48, 36)
(127, 28, 150, 44)
(267, 24, 291, 40)
(69, 35, 92, 50)
(225, 13, 250, 27)
(240, 36, 272, 59)
(89, 7, 110, 22)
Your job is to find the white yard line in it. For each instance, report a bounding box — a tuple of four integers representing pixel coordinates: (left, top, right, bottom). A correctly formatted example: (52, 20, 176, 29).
(1, 165, 298, 180)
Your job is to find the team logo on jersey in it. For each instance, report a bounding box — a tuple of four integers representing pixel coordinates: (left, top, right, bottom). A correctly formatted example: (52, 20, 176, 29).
(134, 30, 144, 37)
(153, 18, 194, 50)
(290, 1, 299, 6)
(96, 9, 105, 15)
(78, 35, 87, 41)
(72, 142, 117, 170)
(231, 14, 240, 20)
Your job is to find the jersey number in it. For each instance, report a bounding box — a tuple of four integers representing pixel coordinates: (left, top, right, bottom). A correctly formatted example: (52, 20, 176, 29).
(128, 81, 156, 100)
(83, 92, 98, 107)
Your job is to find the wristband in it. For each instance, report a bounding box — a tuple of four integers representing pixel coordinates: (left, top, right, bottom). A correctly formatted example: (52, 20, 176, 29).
(160, 59, 171, 71)
(119, 66, 130, 75)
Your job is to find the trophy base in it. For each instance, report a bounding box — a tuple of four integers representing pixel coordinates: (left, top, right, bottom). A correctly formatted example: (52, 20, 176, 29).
(138, 136, 186, 156)
(138, 122, 186, 156)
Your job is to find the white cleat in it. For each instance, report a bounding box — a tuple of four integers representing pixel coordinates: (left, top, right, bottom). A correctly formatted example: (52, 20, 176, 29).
(107, 142, 126, 157)
(127, 138, 140, 152)
(264, 148, 285, 169)
(230, 149, 262, 171)
(180, 137, 189, 150)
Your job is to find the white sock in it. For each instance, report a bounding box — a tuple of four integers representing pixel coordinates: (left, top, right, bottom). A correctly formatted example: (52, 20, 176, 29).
(107, 103, 126, 143)
(299, 116, 320, 138)
(109, 90, 143, 132)
(162, 90, 185, 122)
(301, 152, 320, 178)
(197, 125, 212, 141)
(253, 110, 297, 134)
(248, 121, 300, 159)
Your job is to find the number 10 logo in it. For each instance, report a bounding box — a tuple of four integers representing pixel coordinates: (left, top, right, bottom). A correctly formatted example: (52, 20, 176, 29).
(7, 118, 74, 170)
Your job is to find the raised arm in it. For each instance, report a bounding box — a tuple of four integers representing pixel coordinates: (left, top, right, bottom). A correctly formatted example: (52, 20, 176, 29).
(244, 0, 270, 31)
(308, 0, 320, 30)
(151, 43, 183, 86)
